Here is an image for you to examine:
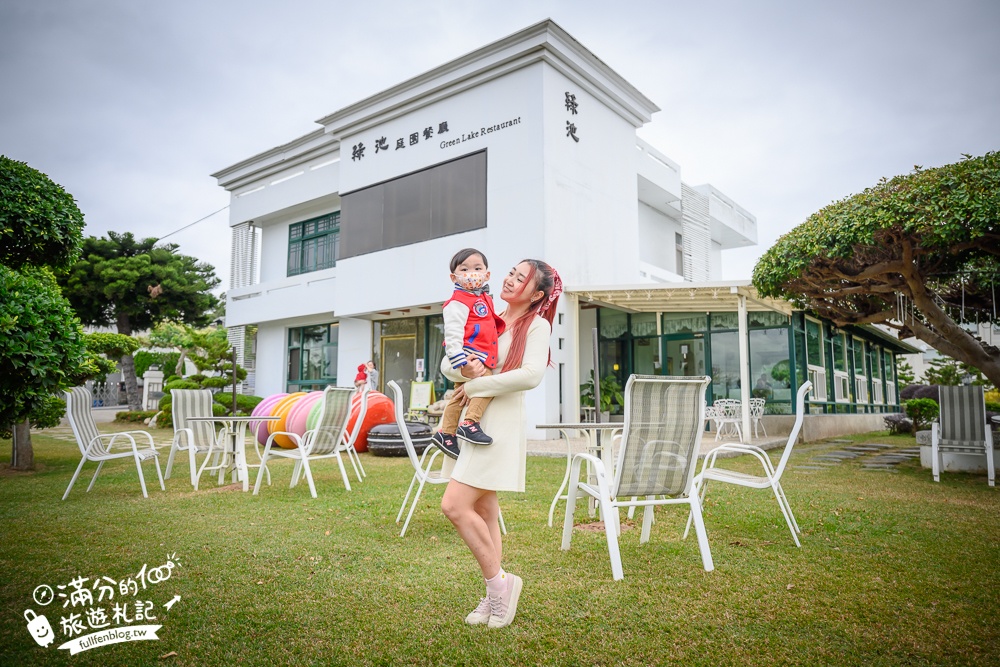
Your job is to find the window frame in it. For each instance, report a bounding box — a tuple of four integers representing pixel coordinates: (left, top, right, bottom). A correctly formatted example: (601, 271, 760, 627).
(286, 323, 338, 391)
(287, 212, 340, 277)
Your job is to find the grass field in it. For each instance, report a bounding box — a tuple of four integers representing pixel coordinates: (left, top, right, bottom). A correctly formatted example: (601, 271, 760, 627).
(1, 426, 998, 666)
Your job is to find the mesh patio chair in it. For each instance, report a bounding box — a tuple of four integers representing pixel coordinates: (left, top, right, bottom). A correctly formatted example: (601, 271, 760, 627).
(253, 386, 365, 497)
(62, 387, 164, 500)
(164, 389, 229, 490)
(932, 385, 995, 487)
(749, 397, 767, 438)
(684, 381, 812, 548)
(387, 381, 506, 537)
(342, 387, 370, 481)
(561, 375, 714, 579)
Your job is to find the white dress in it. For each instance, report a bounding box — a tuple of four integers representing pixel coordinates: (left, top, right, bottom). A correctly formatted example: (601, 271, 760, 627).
(440, 316, 551, 492)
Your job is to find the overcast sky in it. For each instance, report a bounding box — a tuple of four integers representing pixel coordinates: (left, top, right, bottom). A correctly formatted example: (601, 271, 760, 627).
(2, 0, 997, 290)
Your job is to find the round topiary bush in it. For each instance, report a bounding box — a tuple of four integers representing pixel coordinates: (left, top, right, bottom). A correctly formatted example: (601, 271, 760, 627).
(164, 379, 200, 392)
(904, 398, 940, 432)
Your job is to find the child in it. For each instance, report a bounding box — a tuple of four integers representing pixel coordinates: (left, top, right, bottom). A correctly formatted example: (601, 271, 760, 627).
(431, 248, 506, 459)
(354, 363, 368, 390)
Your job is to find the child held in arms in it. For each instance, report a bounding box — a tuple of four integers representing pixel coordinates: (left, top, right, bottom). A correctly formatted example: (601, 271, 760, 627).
(431, 248, 506, 459)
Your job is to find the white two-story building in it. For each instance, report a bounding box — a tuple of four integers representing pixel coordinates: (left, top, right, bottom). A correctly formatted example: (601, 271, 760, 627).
(212, 19, 785, 437)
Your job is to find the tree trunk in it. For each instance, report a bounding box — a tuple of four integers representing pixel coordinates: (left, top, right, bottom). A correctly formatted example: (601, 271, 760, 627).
(10, 420, 34, 470)
(117, 313, 141, 410)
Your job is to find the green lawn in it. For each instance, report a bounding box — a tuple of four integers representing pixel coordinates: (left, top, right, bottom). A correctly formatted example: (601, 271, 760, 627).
(1, 427, 998, 666)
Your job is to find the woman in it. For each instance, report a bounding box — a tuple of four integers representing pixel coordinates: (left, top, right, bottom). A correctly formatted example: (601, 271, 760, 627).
(439, 259, 561, 629)
(365, 361, 379, 392)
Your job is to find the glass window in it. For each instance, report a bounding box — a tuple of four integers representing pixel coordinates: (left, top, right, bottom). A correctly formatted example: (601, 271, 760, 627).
(340, 150, 487, 259)
(426, 315, 447, 395)
(832, 333, 847, 372)
(710, 331, 741, 399)
(883, 350, 894, 382)
(598, 309, 628, 339)
(748, 311, 790, 328)
(805, 319, 823, 367)
(287, 323, 338, 391)
(750, 328, 792, 404)
(869, 346, 881, 380)
(661, 313, 707, 335)
(853, 338, 866, 375)
(711, 312, 739, 330)
(794, 327, 808, 387)
(288, 212, 340, 276)
(632, 336, 660, 375)
(630, 313, 658, 337)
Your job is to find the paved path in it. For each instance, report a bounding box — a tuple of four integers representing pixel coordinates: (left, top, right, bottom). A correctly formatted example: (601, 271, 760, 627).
(792, 438, 920, 473)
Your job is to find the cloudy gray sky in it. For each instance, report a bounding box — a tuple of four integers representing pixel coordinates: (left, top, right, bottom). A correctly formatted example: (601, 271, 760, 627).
(2, 0, 997, 289)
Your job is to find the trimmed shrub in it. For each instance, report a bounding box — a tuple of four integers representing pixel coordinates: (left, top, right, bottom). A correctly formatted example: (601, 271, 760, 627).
(884, 413, 913, 435)
(164, 379, 200, 392)
(115, 410, 158, 423)
(904, 398, 940, 432)
(200, 376, 230, 390)
(158, 395, 172, 410)
(214, 393, 263, 416)
(985, 401, 1000, 413)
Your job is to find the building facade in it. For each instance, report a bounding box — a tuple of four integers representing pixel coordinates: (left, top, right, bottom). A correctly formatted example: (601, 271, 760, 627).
(213, 20, 904, 438)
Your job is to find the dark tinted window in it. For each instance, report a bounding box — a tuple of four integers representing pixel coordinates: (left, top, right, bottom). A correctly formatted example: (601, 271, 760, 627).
(340, 150, 486, 258)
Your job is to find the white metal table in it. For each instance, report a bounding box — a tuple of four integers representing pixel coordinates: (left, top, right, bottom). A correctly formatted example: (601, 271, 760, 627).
(536, 422, 624, 526)
(187, 416, 279, 492)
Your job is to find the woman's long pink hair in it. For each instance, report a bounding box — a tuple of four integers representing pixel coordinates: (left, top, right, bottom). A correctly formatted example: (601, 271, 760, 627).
(502, 260, 561, 371)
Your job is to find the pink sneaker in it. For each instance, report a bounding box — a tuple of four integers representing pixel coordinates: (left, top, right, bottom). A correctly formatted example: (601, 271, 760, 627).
(487, 573, 523, 628)
(464, 596, 491, 626)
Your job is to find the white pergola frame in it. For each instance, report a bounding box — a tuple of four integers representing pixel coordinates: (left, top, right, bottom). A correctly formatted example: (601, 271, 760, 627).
(566, 281, 795, 438)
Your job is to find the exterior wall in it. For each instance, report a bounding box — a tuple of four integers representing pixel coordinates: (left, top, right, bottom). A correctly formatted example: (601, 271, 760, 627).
(541, 65, 641, 287)
(762, 413, 890, 442)
(709, 241, 723, 280)
(637, 201, 682, 275)
(216, 21, 759, 425)
(334, 64, 546, 318)
(254, 322, 288, 397)
(337, 317, 373, 391)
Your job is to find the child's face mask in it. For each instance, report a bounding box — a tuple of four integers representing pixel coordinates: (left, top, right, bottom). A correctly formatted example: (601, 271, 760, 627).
(456, 271, 488, 290)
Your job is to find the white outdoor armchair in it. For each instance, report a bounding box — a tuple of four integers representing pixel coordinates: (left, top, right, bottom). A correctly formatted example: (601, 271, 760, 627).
(932, 385, 995, 487)
(253, 386, 367, 497)
(387, 381, 507, 538)
(684, 381, 812, 547)
(561, 375, 714, 579)
(164, 389, 229, 490)
(749, 397, 767, 438)
(712, 398, 744, 441)
(63, 387, 164, 500)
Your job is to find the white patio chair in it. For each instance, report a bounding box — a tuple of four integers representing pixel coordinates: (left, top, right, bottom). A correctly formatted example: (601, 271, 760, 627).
(387, 381, 506, 538)
(712, 398, 743, 441)
(164, 389, 229, 490)
(749, 397, 767, 438)
(932, 385, 995, 487)
(62, 387, 164, 500)
(684, 381, 812, 547)
(342, 386, 370, 481)
(561, 375, 714, 579)
(253, 386, 362, 497)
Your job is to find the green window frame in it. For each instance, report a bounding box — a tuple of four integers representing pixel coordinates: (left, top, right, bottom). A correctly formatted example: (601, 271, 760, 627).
(287, 323, 338, 392)
(288, 212, 340, 276)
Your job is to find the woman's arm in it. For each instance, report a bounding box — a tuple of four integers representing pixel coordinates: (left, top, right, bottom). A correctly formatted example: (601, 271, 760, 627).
(464, 318, 551, 399)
